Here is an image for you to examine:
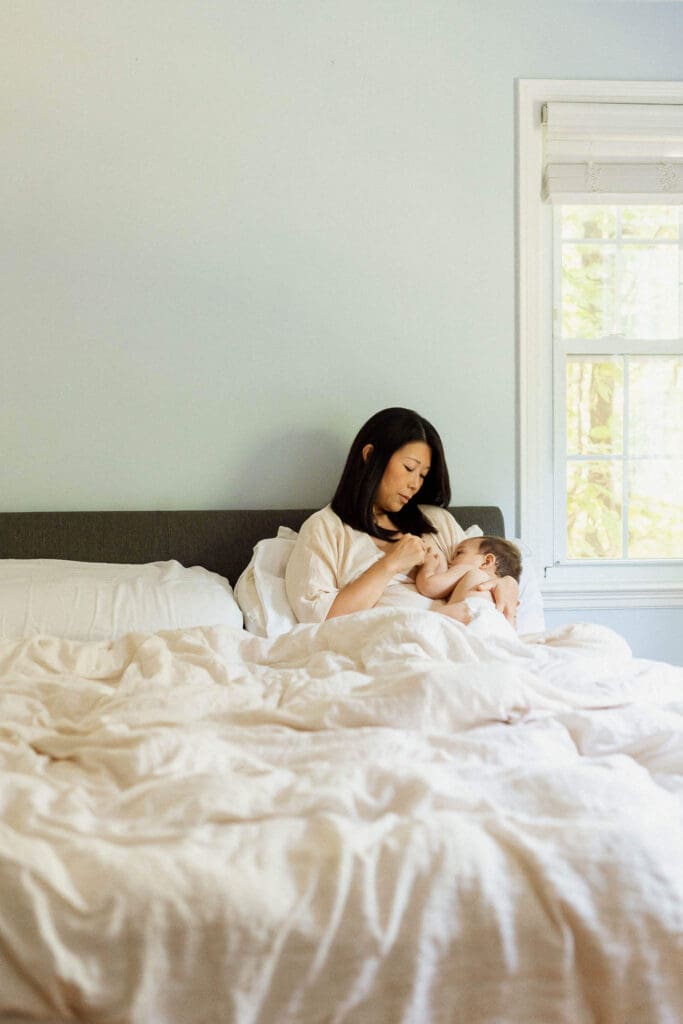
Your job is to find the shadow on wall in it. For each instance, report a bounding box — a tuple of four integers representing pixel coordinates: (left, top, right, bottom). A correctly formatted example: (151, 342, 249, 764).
(231, 429, 346, 509)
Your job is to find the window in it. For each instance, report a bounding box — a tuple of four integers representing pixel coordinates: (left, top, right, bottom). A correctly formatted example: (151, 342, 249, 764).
(557, 204, 683, 562)
(518, 81, 683, 609)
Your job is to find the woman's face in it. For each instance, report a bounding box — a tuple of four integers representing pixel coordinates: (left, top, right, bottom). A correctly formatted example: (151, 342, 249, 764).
(373, 441, 432, 517)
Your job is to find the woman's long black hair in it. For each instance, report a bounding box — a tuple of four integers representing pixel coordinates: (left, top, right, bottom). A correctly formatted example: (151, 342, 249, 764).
(331, 407, 451, 541)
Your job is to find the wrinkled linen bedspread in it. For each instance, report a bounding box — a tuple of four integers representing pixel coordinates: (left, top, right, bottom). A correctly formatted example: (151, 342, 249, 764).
(1, 607, 682, 1024)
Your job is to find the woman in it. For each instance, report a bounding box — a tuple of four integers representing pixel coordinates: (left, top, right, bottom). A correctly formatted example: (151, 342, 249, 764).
(285, 407, 518, 624)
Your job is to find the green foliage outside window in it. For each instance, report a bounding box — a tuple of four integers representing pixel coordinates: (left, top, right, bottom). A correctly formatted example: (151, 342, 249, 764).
(560, 206, 682, 560)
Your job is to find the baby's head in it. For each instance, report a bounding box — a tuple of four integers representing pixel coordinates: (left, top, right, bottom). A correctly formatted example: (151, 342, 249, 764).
(452, 536, 522, 581)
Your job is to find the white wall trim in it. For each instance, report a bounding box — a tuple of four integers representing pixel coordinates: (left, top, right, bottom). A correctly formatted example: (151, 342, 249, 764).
(542, 583, 683, 610)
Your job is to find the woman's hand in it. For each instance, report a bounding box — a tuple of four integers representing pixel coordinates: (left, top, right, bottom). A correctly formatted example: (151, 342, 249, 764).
(382, 534, 427, 576)
(475, 575, 519, 624)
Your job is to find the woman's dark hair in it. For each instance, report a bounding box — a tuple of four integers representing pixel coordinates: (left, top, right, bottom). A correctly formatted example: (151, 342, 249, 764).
(331, 407, 451, 541)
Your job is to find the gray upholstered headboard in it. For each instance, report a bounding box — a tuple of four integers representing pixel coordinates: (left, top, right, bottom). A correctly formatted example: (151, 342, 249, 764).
(0, 507, 505, 584)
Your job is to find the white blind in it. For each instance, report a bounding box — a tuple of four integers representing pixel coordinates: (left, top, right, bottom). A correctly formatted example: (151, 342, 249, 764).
(542, 101, 683, 203)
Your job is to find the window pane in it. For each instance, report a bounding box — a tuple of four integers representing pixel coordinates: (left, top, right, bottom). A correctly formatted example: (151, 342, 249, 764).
(562, 244, 616, 338)
(619, 245, 680, 339)
(567, 461, 623, 559)
(567, 358, 623, 455)
(629, 357, 683, 458)
(628, 460, 683, 558)
(561, 206, 616, 240)
(557, 203, 683, 568)
(621, 205, 680, 241)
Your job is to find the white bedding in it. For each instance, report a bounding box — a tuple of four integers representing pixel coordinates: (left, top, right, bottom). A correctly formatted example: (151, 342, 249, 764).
(1, 607, 682, 1024)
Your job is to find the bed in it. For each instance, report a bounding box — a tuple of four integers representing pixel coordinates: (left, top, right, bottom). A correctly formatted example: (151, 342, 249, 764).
(1, 506, 682, 1024)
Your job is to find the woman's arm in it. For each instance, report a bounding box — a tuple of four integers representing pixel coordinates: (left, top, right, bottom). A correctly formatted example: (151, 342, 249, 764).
(286, 510, 429, 623)
(474, 575, 520, 624)
(325, 557, 400, 618)
(326, 534, 427, 619)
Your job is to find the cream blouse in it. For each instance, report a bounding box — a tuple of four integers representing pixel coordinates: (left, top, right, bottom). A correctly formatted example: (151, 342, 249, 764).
(285, 504, 466, 624)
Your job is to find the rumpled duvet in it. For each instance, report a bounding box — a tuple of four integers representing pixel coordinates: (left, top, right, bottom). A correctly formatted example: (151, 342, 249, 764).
(1, 606, 682, 1024)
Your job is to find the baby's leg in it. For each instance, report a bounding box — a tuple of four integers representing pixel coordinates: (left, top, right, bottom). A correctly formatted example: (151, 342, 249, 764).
(448, 567, 493, 605)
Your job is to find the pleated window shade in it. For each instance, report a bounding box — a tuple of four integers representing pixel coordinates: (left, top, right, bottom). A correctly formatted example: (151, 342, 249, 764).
(542, 101, 683, 203)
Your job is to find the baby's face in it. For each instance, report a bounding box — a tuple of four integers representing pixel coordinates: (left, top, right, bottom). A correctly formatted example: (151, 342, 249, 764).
(451, 538, 484, 568)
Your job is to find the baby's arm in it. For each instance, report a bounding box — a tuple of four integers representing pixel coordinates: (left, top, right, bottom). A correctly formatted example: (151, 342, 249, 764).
(447, 567, 494, 605)
(416, 547, 471, 600)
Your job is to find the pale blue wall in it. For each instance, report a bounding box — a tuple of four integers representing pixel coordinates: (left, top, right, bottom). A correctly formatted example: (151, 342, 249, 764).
(544, 606, 682, 665)
(2, 2, 682, 661)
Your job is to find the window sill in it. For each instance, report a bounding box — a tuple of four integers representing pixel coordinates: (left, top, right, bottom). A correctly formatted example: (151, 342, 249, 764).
(541, 580, 683, 610)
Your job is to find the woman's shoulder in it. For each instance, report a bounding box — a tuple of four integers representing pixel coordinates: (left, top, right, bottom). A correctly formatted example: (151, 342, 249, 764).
(300, 504, 338, 527)
(298, 505, 345, 540)
(418, 504, 453, 528)
(418, 504, 466, 541)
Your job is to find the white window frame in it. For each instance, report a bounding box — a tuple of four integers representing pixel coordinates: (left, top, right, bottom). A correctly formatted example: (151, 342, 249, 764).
(517, 79, 683, 611)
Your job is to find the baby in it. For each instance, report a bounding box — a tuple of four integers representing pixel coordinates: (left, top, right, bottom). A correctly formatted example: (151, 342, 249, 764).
(416, 535, 522, 624)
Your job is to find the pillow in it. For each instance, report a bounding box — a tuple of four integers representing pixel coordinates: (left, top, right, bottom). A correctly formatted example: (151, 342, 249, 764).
(463, 525, 546, 634)
(0, 559, 243, 641)
(236, 525, 546, 638)
(235, 527, 298, 638)
(512, 540, 546, 634)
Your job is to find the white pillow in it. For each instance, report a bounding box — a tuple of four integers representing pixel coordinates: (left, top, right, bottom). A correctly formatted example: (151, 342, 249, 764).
(463, 525, 546, 634)
(235, 527, 299, 638)
(512, 539, 546, 635)
(0, 559, 243, 641)
(236, 524, 545, 638)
